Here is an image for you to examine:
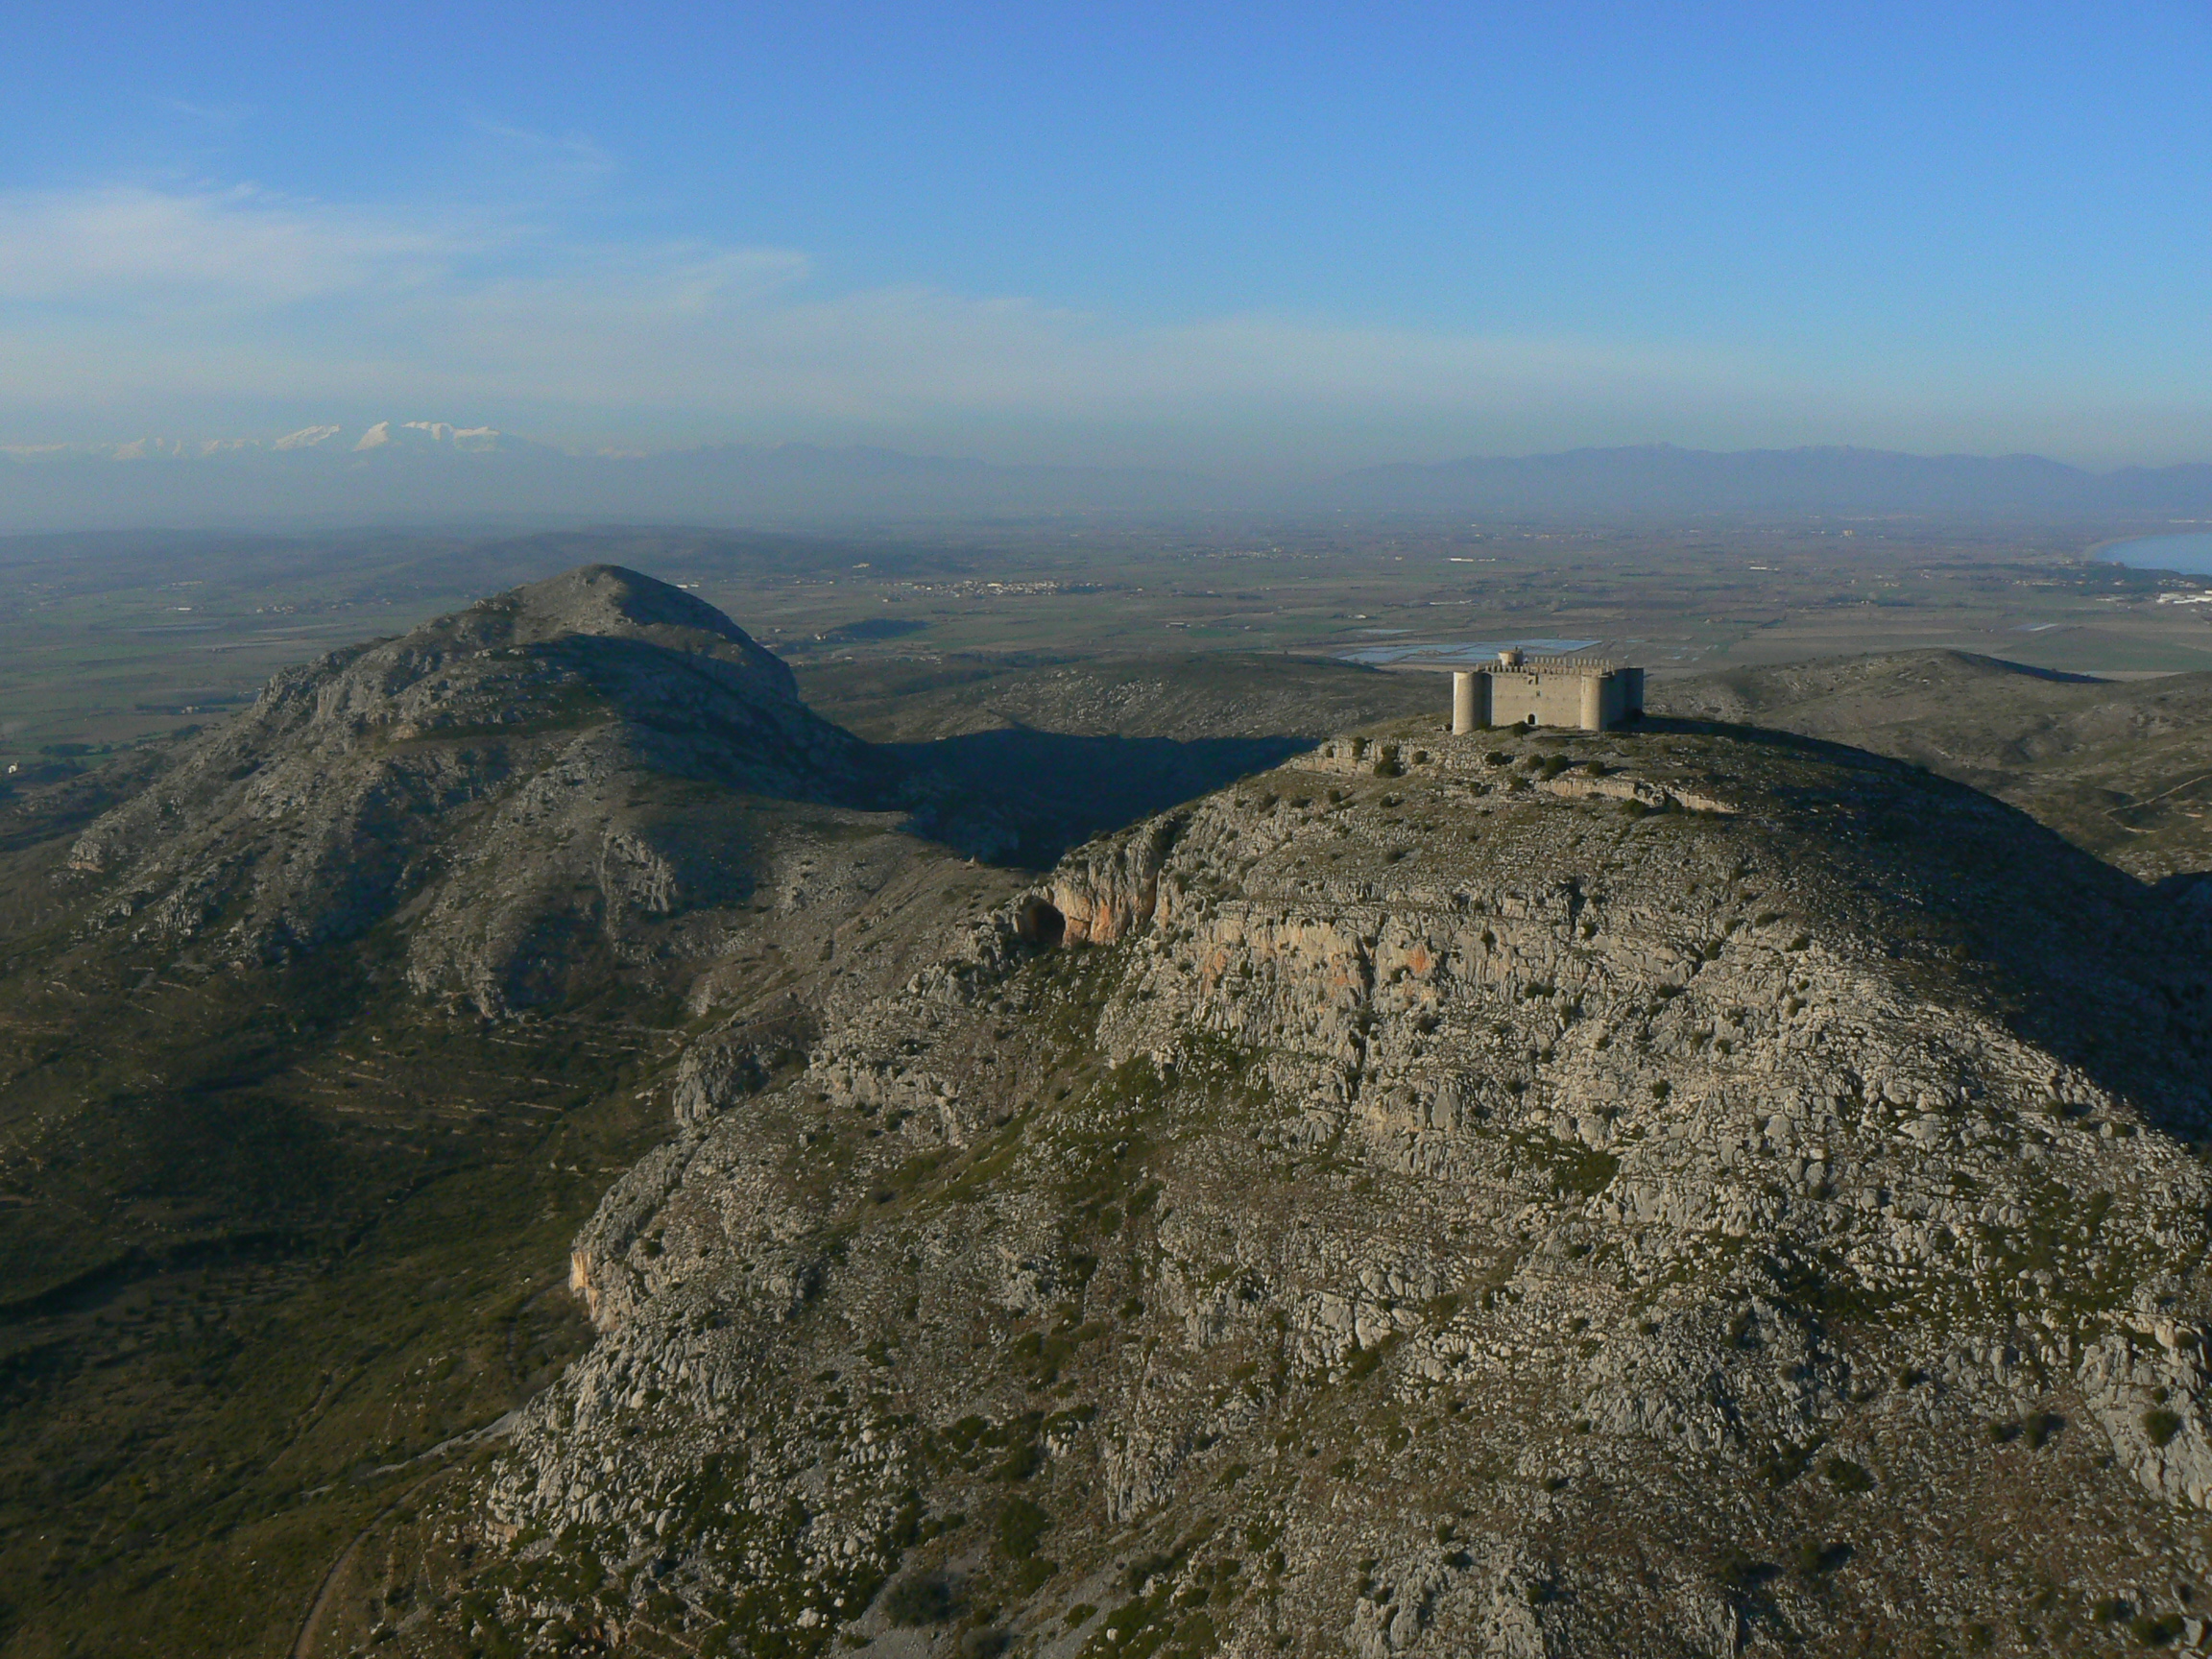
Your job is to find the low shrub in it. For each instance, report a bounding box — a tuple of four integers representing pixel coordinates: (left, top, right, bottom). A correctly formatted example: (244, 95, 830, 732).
(1821, 1455, 1875, 1493)
(884, 1574, 958, 1626)
(996, 1497, 1051, 1559)
(2129, 1613, 2185, 1647)
(1793, 1539, 1849, 1576)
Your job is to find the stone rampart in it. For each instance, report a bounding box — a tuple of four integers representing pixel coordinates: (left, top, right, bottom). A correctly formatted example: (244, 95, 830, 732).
(1449, 657, 1644, 733)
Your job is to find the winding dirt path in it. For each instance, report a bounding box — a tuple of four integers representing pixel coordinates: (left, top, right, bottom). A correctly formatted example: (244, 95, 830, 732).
(289, 1410, 521, 1659)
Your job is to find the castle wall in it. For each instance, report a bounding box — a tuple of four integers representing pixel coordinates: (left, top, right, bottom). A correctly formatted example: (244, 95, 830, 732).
(1452, 664, 1641, 732)
(1489, 669, 1579, 729)
(1620, 667, 1646, 719)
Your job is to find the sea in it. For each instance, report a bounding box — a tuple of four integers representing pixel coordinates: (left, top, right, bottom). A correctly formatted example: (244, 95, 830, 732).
(2101, 532, 2212, 576)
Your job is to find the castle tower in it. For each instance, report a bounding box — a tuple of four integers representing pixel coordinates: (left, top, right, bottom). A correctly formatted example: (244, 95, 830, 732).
(1452, 671, 1479, 734)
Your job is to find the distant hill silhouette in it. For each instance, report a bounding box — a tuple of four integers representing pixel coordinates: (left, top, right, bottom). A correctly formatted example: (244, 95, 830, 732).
(8, 425, 2212, 526)
(1325, 442, 2212, 517)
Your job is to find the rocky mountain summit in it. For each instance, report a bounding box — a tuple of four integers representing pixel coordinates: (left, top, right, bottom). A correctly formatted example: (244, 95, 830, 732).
(342, 715, 2212, 1656)
(51, 564, 883, 1014)
(0, 567, 1462, 1658)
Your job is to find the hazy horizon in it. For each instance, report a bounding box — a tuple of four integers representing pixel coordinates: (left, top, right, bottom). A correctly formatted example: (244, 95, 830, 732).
(9, 5, 2212, 475)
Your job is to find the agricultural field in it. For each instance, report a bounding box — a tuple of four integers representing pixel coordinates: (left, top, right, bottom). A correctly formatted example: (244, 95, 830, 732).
(7, 516, 2212, 777)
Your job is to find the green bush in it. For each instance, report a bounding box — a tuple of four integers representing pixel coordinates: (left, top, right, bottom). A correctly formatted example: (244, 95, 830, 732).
(995, 1497, 1051, 1559)
(2129, 1613, 2185, 1647)
(2143, 1407, 2183, 1448)
(1713, 1547, 1777, 1594)
(1345, 1340, 1389, 1380)
(1124, 1551, 1174, 1593)
(1793, 1539, 1849, 1576)
(884, 1574, 958, 1626)
(1821, 1455, 1875, 1493)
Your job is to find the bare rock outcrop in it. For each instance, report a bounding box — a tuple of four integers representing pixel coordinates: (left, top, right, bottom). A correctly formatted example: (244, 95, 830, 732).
(391, 720, 2212, 1658)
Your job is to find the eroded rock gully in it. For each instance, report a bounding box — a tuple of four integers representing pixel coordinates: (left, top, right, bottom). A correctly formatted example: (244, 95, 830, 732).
(387, 727, 2212, 1657)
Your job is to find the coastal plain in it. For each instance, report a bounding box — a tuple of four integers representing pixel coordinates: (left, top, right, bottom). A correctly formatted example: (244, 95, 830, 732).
(1, 534, 2210, 1655)
(7, 517, 2212, 773)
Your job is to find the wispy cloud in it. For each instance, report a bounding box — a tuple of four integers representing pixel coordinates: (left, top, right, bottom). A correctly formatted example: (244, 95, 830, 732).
(156, 96, 252, 129)
(464, 115, 619, 185)
(0, 184, 469, 305)
(0, 179, 2188, 466)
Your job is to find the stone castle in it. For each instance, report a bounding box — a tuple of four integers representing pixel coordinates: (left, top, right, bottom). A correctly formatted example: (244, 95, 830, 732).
(1451, 648, 1644, 733)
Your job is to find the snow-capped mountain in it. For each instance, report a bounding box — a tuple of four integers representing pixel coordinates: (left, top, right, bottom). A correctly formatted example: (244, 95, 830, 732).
(1, 421, 518, 466)
(0, 422, 1222, 528)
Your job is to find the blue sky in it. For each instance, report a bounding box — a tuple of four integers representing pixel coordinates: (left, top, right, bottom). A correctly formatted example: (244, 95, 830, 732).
(5, 2, 2211, 469)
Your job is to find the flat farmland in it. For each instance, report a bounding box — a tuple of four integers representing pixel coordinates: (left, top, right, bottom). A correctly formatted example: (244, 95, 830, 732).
(6, 516, 2212, 772)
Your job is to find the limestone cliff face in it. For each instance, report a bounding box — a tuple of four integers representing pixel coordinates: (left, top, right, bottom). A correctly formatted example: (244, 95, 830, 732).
(412, 725, 2212, 1657)
(1021, 816, 1182, 946)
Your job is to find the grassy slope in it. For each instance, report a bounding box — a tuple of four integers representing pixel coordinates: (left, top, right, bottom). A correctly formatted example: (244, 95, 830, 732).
(0, 918, 681, 1657)
(0, 750, 693, 1657)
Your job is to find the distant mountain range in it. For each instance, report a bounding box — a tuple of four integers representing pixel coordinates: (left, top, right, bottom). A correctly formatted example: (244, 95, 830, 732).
(8, 422, 2212, 528)
(1328, 445, 2212, 518)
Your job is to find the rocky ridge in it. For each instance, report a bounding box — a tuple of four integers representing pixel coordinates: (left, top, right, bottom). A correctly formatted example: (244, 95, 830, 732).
(3, 567, 1505, 1659)
(358, 717, 2212, 1657)
(46, 565, 908, 1014)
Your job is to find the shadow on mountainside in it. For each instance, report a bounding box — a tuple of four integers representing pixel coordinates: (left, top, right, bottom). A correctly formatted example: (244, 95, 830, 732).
(893, 728, 1311, 867)
(1649, 656, 2212, 882)
(1635, 715, 2212, 1142)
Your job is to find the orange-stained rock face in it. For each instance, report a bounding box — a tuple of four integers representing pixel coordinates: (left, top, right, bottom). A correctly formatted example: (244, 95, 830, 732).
(1019, 813, 1180, 947)
(1046, 867, 1157, 945)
